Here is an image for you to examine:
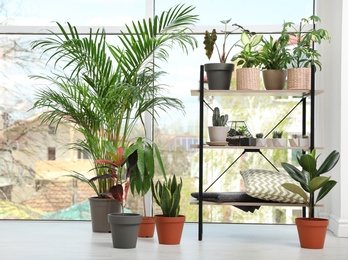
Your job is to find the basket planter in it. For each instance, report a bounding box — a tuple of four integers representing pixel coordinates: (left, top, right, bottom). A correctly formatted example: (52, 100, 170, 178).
(89, 197, 122, 233)
(296, 218, 329, 249)
(108, 213, 142, 249)
(205, 63, 234, 90)
(236, 68, 260, 90)
(287, 67, 311, 90)
(262, 69, 286, 90)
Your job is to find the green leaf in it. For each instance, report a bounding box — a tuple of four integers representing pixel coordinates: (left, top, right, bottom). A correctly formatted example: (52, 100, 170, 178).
(281, 183, 308, 202)
(316, 180, 337, 203)
(309, 176, 330, 192)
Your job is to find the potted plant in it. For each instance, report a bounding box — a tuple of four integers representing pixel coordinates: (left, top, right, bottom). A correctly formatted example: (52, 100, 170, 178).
(272, 130, 286, 147)
(281, 149, 340, 249)
(207, 107, 229, 144)
(90, 148, 142, 249)
(203, 19, 246, 90)
(30, 4, 198, 232)
(152, 174, 184, 245)
(259, 27, 291, 90)
(283, 15, 331, 90)
(123, 137, 162, 238)
(289, 134, 310, 147)
(255, 133, 267, 147)
(231, 31, 263, 90)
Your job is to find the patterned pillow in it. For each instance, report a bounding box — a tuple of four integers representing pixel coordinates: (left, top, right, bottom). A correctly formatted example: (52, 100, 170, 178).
(240, 169, 305, 203)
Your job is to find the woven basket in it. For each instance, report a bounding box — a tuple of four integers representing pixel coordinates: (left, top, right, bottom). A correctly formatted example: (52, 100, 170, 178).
(287, 68, 311, 90)
(236, 68, 260, 90)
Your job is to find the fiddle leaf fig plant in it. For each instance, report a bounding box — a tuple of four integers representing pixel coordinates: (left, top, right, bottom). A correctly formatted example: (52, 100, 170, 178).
(281, 150, 340, 218)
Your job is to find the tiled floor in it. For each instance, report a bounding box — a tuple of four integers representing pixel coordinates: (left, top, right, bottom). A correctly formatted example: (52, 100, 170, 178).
(0, 220, 347, 260)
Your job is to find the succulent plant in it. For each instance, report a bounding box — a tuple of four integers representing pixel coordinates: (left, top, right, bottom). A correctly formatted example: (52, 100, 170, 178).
(272, 130, 283, 138)
(256, 133, 264, 138)
(152, 175, 182, 217)
(212, 107, 229, 126)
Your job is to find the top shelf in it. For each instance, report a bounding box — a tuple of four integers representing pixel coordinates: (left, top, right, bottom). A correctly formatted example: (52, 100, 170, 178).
(190, 89, 324, 97)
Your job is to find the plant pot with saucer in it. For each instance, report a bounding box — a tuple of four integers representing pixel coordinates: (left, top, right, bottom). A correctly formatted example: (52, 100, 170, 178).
(281, 149, 340, 249)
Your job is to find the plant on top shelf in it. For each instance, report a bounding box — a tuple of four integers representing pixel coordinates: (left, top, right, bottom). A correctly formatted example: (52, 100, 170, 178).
(281, 150, 340, 219)
(231, 30, 263, 90)
(231, 31, 263, 68)
(204, 19, 246, 63)
(30, 4, 198, 198)
(255, 133, 264, 138)
(283, 15, 331, 70)
(212, 107, 229, 126)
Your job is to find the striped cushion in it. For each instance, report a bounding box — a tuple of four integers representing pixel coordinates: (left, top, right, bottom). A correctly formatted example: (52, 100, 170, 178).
(240, 169, 305, 203)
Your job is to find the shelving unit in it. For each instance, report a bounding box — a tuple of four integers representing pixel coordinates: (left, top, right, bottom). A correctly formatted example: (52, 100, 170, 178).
(194, 65, 321, 241)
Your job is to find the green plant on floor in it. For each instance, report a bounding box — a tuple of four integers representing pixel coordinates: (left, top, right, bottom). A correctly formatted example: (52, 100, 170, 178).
(281, 149, 340, 218)
(152, 175, 183, 217)
(30, 4, 198, 197)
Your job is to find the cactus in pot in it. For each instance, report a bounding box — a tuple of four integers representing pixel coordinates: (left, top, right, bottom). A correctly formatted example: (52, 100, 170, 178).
(208, 107, 229, 143)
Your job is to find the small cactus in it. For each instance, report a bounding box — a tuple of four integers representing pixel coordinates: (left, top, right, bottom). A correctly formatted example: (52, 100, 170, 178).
(212, 107, 229, 126)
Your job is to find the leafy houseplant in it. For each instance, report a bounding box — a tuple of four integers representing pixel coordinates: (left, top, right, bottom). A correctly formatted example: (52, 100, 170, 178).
(208, 107, 229, 143)
(203, 19, 246, 90)
(281, 150, 340, 249)
(232, 31, 263, 90)
(259, 28, 291, 90)
(283, 15, 331, 90)
(30, 3, 198, 232)
(30, 4, 198, 198)
(152, 174, 185, 244)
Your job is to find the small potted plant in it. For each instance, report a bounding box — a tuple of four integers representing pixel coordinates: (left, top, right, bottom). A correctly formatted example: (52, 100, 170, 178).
(255, 133, 267, 147)
(281, 149, 340, 249)
(203, 19, 246, 90)
(259, 26, 291, 90)
(151, 152, 184, 245)
(283, 15, 331, 90)
(207, 107, 229, 144)
(289, 134, 310, 147)
(272, 130, 286, 147)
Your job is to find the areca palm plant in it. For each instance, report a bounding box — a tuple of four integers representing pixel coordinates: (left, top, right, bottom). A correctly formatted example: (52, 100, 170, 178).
(30, 4, 198, 197)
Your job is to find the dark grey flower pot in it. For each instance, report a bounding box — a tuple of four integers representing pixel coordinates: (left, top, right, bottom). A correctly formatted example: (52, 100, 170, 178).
(205, 63, 234, 90)
(108, 213, 142, 249)
(89, 197, 122, 233)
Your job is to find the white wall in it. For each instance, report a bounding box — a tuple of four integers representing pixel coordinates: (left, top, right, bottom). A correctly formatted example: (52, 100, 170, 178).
(317, 0, 348, 237)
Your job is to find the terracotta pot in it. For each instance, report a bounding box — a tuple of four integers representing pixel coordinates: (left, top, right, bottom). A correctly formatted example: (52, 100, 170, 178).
(296, 217, 329, 249)
(138, 216, 155, 238)
(155, 215, 185, 245)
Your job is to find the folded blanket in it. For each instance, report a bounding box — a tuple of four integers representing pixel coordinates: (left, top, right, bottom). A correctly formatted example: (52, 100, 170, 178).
(190, 192, 269, 213)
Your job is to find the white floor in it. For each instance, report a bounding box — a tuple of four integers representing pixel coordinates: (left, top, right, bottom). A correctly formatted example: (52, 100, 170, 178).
(0, 221, 347, 260)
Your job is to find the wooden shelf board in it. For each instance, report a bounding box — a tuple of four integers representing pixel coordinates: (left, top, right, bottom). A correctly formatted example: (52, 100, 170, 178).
(190, 145, 324, 150)
(190, 89, 324, 97)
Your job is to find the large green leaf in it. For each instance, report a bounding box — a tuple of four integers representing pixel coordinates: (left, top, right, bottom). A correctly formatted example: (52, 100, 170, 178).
(317, 150, 340, 175)
(281, 183, 308, 203)
(309, 176, 330, 192)
(316, 180, 337, 203)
